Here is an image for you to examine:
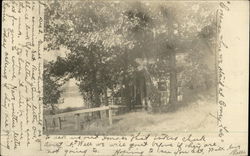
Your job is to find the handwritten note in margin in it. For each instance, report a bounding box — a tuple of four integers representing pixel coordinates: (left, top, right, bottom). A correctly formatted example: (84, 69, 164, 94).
(1, 1, 44, 155)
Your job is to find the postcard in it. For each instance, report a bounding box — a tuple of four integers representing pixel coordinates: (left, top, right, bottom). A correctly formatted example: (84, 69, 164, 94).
(1, 1, 248, 156)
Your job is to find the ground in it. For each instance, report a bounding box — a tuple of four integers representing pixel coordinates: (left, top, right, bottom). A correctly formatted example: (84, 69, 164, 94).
(44, 93, 217, 135)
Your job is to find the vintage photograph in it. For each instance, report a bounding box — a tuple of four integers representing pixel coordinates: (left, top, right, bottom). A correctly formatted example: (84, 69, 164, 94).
(43, 1, 218, 135)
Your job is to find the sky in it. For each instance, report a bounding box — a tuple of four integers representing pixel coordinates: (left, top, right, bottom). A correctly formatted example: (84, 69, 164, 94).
(43, 46, 68, 62)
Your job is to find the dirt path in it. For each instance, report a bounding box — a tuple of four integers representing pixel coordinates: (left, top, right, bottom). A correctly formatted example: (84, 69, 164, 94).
(107, 98, 217, 135)
(45, 96, 217, 135)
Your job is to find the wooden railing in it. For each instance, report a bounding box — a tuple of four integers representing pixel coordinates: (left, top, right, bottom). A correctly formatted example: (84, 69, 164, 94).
(44, 105, 126, 131)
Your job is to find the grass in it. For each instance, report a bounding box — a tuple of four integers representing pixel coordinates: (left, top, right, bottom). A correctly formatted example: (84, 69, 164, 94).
(44, 93, 217, 135)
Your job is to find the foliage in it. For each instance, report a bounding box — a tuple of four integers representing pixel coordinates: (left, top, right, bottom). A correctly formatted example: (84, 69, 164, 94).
(44, 1, 218, 109)
(43, 62, 63, 112)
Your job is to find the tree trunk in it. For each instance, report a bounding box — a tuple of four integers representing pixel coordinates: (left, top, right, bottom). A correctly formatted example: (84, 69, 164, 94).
(169, 51, 177, 105)
(92, 69, 101, 118)
(122, 51, 130, 107)
(51, 104, 56, 115)
(92, 89, 101, 119)
(140, 72, 147, 111)
(104, 87, 108, 106)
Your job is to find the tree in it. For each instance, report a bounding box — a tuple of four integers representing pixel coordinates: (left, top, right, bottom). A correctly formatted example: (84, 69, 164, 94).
(44, 1, 137, 114)
(43, 62, 63, 114)
(44, 1, 217, 112)
(150, 2, 217, 108)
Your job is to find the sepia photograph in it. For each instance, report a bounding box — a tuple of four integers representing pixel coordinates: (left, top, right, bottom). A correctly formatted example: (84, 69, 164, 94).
(43, 1, 218, 135)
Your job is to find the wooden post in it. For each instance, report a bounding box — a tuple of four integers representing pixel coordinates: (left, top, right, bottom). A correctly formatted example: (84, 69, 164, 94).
(109, 108, 112, 125)
(75, 114, 80, 130)
(52, 118, 56, 130)
(44, 119, 48, 131)
(147, 98, 152, 112)
(58, 117, 62, 130)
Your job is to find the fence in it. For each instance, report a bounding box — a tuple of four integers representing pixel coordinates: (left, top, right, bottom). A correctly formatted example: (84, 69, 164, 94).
(44, 105, 126, 131)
